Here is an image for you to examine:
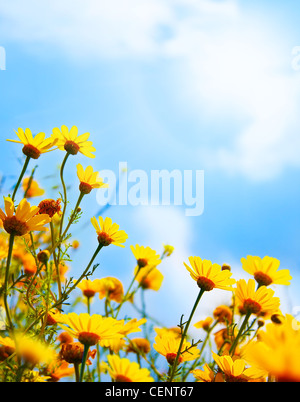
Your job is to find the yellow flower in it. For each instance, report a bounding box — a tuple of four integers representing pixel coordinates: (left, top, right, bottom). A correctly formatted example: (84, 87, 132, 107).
(235, 279, 280, 316)
(153, 333, 200, 365)
(191, 364, 215, 382)
(106, 355, 154, 382)
(194, 317, 213, 331)
(241, 255, 292, 287)
(91, 216, 128, 248)
(76, 164, 108, 194)
(126, 338, 151, 354)
(22, 177, 45, 198)
(52, 125, 96, 158)
(213, 305, 233, 323)
(57, 313, 124, 346)
(14, 333, 56, 367)
(212, 352, 264, 382)
(130, 244, 161, 269)
(0, 197, 51, 236)
(243, 314, 300, 382)
(7, 128, 57, 159)
(134, 265, 164, 291)
(98, 277, 124, 303)
(183, 256, 235, 291)
(162, 244, 174, 257)
(75, 278, 101, 299)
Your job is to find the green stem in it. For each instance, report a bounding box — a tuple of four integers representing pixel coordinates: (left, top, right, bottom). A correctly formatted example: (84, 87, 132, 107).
(58, 152, 70, 234)
(79, 344, 90, 382)
(12, 155, 30, 202)
(115, 266, 142, 318)
(60, 191, 84, 241)
(3, 234, 15, 332)
(229, 311, 251, 355)
(168, 288, 205, 382)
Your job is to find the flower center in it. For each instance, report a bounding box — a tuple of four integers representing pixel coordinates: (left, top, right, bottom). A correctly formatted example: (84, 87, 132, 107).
(254, 271, 273, 287)
(22, 144, 41, 159)
(242, 299, 262, 315)
(197, 276, 215, 291)
(38, 199, 61, 218)
(137, 258, 148, 268)
(64, 140, 80, 155)
(78, 331, 100, 346)
(97, 232, 113, 247)
(83, 289, 96, 298)
(79, 181, 93, 194)
(166, 353, 183, 366)
(3, 216, 28, 236)
(115, 374, 132, 382)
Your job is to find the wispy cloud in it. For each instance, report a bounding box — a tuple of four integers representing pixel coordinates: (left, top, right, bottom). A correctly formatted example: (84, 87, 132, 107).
(1, 0, 299, 180)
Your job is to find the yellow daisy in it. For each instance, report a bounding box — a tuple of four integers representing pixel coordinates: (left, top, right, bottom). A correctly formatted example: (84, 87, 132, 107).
(212, 352, 265, 382)
(106, 355, 154, 382)
(134, 265, 164, 291)
(241, 255, 292, 287)
(184, 256, 235, 291)
(75, 278, 102, 299)
(0, 197, 51, 236)
(98, 277, 124, 303)
(22, 177, 45, 198)
(76, 164, 108, 194)
(14, 333, 56, 367)
(153, 333, 200, 365)
(52, 125, 96, 158)
(7, 128, 57, 159)
(235, 278, 280, 316)
(130, 244, 161, 269)
(57, 312, 124, 346)
(91, 216, 128, 248)
(191, 364, 216, 382)
(243, 314, 300, 382)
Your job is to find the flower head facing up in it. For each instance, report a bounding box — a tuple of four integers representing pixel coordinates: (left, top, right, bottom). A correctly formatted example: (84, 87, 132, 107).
(57, 313, 124, 347)
(75, 278, 101, 299)
(235, 279, 280, 316)
(0, 197, 51, 236)
(52, 125, 96, 158)
(184, 256, 235, 292)
(7, 128, 57, 159)
(130, 244, 161, 269)
(76, 164, 108, 194)
(91, 216, 128, 248)
(106, 355, 154, 382)
(241, 255, 292, 287)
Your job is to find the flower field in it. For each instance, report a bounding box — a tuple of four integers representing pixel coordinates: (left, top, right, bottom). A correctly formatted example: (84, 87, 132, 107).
(0, 125, 298, 383)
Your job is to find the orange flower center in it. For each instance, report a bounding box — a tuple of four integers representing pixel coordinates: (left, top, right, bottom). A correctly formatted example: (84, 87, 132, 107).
(254, 271, 273, 287)
(60, 342, 84, 364)
(22, 144, 41, 159)
(83, 289, 96, 298)
(38, 199, 61, 218)
(64, 140, 80, 155)
(78, 331, 100, 346)
(137, 258, 148, 268)
(97, 232, 113, 247)
(79, 181, 93, 194)
(166, 353, 183, 366)
(3, 216, 28, 236)
(196, 276, 215, 291)
(241, 299, 262, 315)
(115, 374, 132, 382)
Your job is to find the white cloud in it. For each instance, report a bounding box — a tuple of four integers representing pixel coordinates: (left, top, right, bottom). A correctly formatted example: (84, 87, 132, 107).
(1, 0, 299, 180)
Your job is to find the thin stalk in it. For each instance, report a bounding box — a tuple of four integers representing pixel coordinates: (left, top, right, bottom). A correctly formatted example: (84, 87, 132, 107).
(11, 155, 30, 202)
(3, 234, 15, 332)
(60, 191, 84, 241)
(79, 344, 90, 382)
(115, 266, 141, 318)
(229, 310, 251, 355)
(168, 288, 205, 382)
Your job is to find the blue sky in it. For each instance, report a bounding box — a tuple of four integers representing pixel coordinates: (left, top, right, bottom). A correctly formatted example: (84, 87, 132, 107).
(0, 0, 300, 329)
